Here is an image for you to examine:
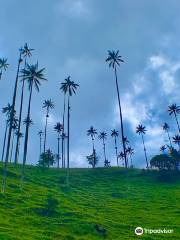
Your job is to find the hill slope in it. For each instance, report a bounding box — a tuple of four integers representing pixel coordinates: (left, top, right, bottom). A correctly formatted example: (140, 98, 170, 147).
(0, 164, 179, 240)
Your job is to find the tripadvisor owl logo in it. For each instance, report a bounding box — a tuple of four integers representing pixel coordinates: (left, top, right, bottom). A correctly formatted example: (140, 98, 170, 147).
(135, 227, 143, 235)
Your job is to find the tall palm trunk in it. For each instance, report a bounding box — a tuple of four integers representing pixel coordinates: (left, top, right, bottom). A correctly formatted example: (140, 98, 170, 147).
(1, 121, 8, 162)
(114, 137, 118, 166)
(103, 139, 107, 162)
(39, 135, 42, 156)
(57, 135, 60, 168)
(14, 59, 27, 164)
(62, 93, 66, 168)
(67, 95, 70, 169)
(130, 155, 133, 167)
(114, 66, 127, 168)
(43, 109, 48, 152)
(63, 135, 66, 168)
(167, 130, 172, 147)
(22, 80, 33, 175)
(10, 131, 15, 162)
(2, 52, 22, 193)
(91, 137, 95, 168)
(141, 134, 149, 169)
(174, 112, 180, 133)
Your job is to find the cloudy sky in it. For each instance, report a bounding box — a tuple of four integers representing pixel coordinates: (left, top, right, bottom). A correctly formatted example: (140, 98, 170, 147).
(0, 0, 180, 168)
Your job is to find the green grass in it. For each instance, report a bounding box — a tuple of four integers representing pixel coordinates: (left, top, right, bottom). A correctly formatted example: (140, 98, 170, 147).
(0, 164, 179, 240)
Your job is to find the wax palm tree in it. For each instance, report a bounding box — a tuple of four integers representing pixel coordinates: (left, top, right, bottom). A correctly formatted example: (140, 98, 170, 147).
(136, 124, 149, 169)
(98, 132, 108, 165)
(10, 118, 18, 163)
(0, 58, 9, 80)
(87, 126, 97, 168)
(14, 43, 34, 164)
(21, 63, 47, 177)
(54, 122, 63, 168)
(111, 129, 119, 166)
(162, 123, 172, 147)
(118, 151, 125, 167)
(1, 104, 13, 162)
(60, 76, 79, 168)
(126, 146, 134, 167)
(61, 132, 67, 168)
(43, 99, 55, 152)
(38, 131, 43, 157)
(14, 131, 24, 162)
(168, 104, 180, 133)
(123, 137, 129, 167)
(172, 135, 180, 150)
(60, 80, 67, 168)
(106, 50, 127, 168)
(4, 47, 23, 180)
(160, 145, 166, 154)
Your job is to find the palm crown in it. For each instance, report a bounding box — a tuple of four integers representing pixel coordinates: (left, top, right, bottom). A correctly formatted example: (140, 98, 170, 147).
(87, 126, 97, 138)
(21, 43, 34, 58)
(163, 122, 170, 131)
(126, 146, 134, 155)
(54, 122, 63, 133)
(106, 50, 124, 68)
(160, 145, 166, 152)
(23, 117, 33, 126)
(43, 99, 55, 111)
(60, 76, 79, 96)
(111, 129, 119, 138)
(0, 58, 9, 71)
(172, 135, 180, 145)
(168, 104, 180, 115)
(38, 130, 43, 136)
(136, 124, 146, 135)
(98, 132, 107, 140)
(21, 63, 47, 91)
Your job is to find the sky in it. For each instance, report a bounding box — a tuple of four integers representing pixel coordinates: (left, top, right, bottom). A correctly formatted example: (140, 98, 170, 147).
(0, 0, 180, 168)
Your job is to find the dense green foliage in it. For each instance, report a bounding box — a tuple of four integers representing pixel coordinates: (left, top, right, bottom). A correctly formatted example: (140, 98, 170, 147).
(0, 164, 179, 240)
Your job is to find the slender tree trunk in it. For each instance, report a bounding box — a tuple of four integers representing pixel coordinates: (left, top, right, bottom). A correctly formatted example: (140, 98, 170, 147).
(141, 134, 149, 169)
(91, 137, 95, 168)
(114, 66, 127, 168)
(14, 59, 27, 164)
(130, 155, 133, 167)
(103, 139, 107, 162)
(1, 122, 8, 162)
(43, 109, 48, 153)
(67, 95, 70, 169)
(114, 137, 118, 166)
(62, 93, 66, 168)
(2, 52, 22, 193)
(57, 136, 60, 168)
(22, 80, 33, 176)
(174, 112, 180, 133)
(64, 136, 66, 168)
(167, 130, 172, 147)
(10, 131, 15, 163)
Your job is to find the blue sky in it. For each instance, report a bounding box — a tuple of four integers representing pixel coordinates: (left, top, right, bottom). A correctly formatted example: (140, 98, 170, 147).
(0, 0, 180, 168)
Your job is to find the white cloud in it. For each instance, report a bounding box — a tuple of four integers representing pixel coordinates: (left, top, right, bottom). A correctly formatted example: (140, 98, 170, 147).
(159, 70, 176, 94)
(149, 55, 167, 69)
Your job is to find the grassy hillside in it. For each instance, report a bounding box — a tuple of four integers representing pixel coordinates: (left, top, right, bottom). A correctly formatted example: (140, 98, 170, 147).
(0, 164, 179, 240)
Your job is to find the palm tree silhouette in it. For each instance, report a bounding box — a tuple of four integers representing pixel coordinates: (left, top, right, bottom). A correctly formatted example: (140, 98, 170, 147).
(61, 132, 68, 168)
(111, 129, 119, 166)
(160, 145, 166, 154)
(118, 151, 125, 167)
(60, 80, 67, 168)
(123, 137, 129, 167)
(10, 117, 18, 163)
(87, 126, 97, 168)
(14, 131, 24, 162)
(54, 122, 63, 168)
(106, 50, 127, 168)
(14, 43, 34, 164)
(172, 135, 180, 150)
(162, 122, 172, 147)
(98, 132, 108, 165)
(4, 47, 23, 176)
(43, 99, 55, 152)
(0, 58, 9, 80)
(136, 124, 149, 169)
(1, 104, 13, 162)
(126, 146, 134, 167)
(60, 76, 79, 168)
(22, 63, 46, 176)
(38, 131, 43, 157)
(168, 104, 180, 133)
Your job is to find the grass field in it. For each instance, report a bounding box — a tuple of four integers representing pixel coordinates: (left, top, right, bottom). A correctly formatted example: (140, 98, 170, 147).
(0, 164, 179, 240)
